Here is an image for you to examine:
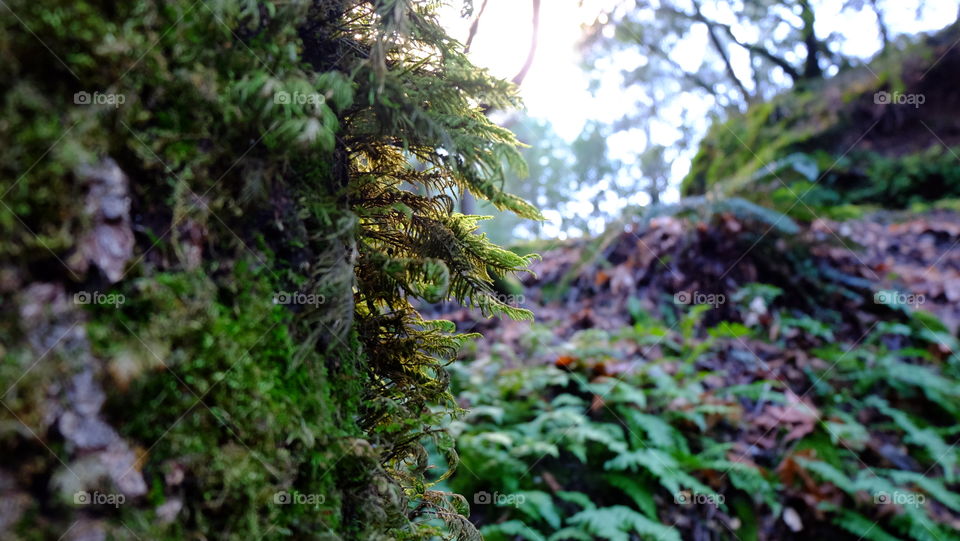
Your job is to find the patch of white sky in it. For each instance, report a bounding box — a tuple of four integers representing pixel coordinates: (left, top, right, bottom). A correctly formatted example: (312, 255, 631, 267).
(439, 0, 957, 238)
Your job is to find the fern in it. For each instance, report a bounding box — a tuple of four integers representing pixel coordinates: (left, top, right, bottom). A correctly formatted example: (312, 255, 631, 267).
(422, 491, 484, 541)
(515, 491, 563, 530)
(546, 528, 595, 541)
(831, 509, 902, 541)
(800, 458, 960, 541)
(886, 470, 960, 512)
(878, 356, 960, 417)
(585, 378, 648, 409)
(704, 459, 776, 508)
(867, 397, 958, 481)
(447, 283, 960, 541)
(480, 520, 546, 541)
(0, 0, 545, 538)
(604, 473, 658, 519)
(640, 195, 801, 235)
(568, 506, 682, 541)
(555, 490, 597, 512)
(796, 458, 857, 493)
(616, 408, 685, 451)
(604, 449, 712, 497)
(890, 511, 960, 541)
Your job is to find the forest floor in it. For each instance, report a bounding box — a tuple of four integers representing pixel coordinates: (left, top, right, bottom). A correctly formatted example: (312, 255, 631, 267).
(437, 207, 960, 540)
(449, 208, 960, 355)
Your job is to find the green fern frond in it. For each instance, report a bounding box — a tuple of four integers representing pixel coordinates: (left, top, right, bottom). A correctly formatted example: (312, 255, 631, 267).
(886, 470, 960, 512)
(514, 491, 563, 529)
(867, 397, 958, 481)
(480, 520, 545, 541)
(616, 408, 683, 450)
(555, 491, 598, 512)
(546, 528, 595, 541)
(603, 473, 658, 519)
(831, 509, 902, 541)
(568, 506, 682, 541)
(603, 449, 712, 496)
(795, 458, 857, 494)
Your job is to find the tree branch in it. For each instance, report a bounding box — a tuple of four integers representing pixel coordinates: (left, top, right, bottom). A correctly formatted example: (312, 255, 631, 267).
(637, 43, 736, 107)
(512, 0, 541, 86)
(660, 2, 800, 87)
(692, 0, 752, 105)
(869, 0, 890, 52)
(464, 0, 490, 53)
(799, 0, 822, 78)
(719, 23, 802, 82)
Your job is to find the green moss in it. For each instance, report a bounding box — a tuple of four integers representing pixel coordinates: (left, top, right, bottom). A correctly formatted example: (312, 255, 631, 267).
(910, 197, 960, 213)
(76, 262, 374, 539)
(681, 90, 831, 198)
(682, 26, 960, 215)
(1, 1, 538, 539)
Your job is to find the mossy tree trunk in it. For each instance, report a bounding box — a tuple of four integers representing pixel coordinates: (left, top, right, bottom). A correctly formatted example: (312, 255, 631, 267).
(0, 1, 538, 540)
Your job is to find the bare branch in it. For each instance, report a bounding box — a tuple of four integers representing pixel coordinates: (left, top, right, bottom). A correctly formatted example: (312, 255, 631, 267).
(659, 2, 801, 87)
(464, 0, 490, 53)
(719, 24, 802, 82)
(799, 0, 823, 78)
(869, 0, 890, 52)
(692, 0, 752, 105)
(512, 0, 541, 86)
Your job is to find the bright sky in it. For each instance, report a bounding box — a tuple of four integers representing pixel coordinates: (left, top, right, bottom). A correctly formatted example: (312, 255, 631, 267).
(441, 1, 620, 139)
(439, 0, 958, 236)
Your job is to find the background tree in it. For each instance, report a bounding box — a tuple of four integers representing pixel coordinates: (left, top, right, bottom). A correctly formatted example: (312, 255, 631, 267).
(476, 117, 624, 242)
(581, 0, 953, 203)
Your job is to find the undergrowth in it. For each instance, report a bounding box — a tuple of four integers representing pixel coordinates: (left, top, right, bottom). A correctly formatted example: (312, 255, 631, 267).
(444, 297, 960, 540)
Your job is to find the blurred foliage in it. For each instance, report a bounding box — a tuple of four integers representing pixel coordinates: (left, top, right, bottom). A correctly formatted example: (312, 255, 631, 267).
(580, 0, 954, 207)
(476, 117, 620, 242)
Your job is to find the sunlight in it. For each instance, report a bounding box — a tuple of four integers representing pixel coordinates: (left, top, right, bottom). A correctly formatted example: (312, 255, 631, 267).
(441, 1, 619, 139)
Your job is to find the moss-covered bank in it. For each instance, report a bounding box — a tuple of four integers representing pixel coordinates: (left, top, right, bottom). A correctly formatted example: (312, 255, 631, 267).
(0, 1, 537, 539)
(682, 22, 960, 219)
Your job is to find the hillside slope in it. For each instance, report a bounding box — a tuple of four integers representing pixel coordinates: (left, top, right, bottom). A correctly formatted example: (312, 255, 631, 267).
(683, 23, 960, 220)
